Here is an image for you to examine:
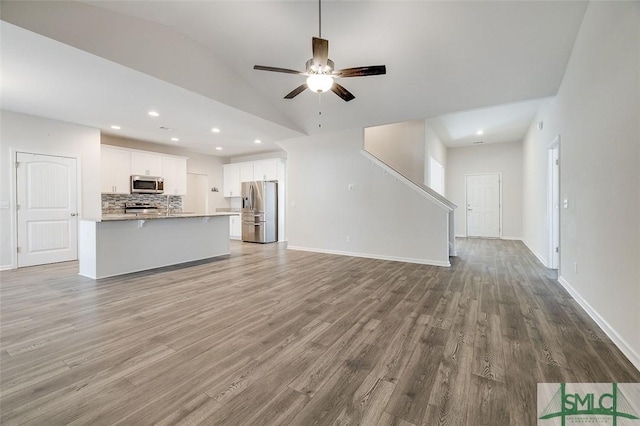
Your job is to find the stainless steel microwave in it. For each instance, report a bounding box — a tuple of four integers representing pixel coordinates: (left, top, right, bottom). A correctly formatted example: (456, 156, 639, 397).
(130, 175, 164, 194)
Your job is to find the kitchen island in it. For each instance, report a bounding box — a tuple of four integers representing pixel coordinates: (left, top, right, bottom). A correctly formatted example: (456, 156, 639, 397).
(78, 213, 237, 279)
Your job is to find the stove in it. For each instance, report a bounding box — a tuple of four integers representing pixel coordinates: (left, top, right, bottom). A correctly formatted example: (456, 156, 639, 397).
(125, 203, 159, 215)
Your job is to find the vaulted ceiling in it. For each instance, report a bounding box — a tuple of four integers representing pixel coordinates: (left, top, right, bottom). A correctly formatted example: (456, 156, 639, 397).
(0, 1, 588, 154)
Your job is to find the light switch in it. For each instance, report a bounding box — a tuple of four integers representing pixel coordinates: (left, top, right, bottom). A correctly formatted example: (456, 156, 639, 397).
(348, 184, 355, 190)
(0, 201, 9, 209)
(563, 198, 568, 209)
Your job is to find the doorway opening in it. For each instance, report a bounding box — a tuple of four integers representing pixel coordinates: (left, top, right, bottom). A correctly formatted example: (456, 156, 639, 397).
(548, 136, 560, 270)
(465, 172, 501, 238)
(185, 173, 208, 214)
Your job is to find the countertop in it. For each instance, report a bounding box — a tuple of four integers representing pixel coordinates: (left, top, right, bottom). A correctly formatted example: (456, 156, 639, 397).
(98, 212, 239, 222)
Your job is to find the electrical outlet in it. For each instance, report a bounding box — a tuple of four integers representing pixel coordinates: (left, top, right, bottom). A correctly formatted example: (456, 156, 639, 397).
(574, 262, 578, 274)
(348, 184, 355, 190)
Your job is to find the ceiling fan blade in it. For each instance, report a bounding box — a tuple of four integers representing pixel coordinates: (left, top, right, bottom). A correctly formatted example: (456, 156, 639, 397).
(254, 65, 303, 75)
(331, 82, 355, 102)
(284, 84, 308, 99)
(335, 65, 386, 78)
(312, 37, 329, 68)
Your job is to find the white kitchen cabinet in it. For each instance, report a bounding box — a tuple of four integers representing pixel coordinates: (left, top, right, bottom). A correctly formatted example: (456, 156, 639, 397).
(223, 163, 241, 197)
(131, 151, 162, 177)
(229, 215, 241, 240)
(101, 146, 131, 193)
(253, 159, 279, 181)
(162, 156, 187, 195)
(239, 162, 254, 182)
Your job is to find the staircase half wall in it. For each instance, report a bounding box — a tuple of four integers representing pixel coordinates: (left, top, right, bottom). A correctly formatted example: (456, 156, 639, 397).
(278, 128, 456, 267)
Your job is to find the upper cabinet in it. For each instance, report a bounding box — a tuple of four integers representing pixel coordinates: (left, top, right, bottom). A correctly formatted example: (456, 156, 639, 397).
(223, 158, 285, 198)
(131, 151, 162, 177)
(101, 146, 131, 194)
(239, 162, 254, 183)
(223, 163, 241, 197)
(253, 159, 279, 181)
(162, 156, 188, 195)
(101, 146, 188, 195)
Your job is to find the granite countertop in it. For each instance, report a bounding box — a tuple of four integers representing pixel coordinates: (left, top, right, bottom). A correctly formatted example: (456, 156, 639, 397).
(99, 212, 239, 222)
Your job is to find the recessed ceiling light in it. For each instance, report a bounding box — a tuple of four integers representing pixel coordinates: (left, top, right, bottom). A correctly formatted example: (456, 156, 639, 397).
(215, 147, 223, 151)
(110, 125, 121, 130)
(476, 130, 484, 135)
(148, 111, 159, 117)
(254, 139, 262, 144)
(211, 128, 220, 133)
(171, 137, 179, 142)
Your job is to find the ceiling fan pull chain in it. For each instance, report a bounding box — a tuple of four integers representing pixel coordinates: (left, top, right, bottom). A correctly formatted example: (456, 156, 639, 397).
(318, 93, 322, 128)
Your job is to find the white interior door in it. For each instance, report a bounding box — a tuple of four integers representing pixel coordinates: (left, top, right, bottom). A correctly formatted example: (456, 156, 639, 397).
(185, 173, 208, 214)
(466, 173, 501, 238)
(16, 152, 78, 267)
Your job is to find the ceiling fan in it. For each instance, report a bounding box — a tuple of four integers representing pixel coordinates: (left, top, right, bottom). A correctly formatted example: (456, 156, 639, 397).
(253, 0, 386, 102)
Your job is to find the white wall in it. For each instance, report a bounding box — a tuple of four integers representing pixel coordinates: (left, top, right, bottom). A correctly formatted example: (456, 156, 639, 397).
(522, 98, 559, 265)
(101, 134, 228, 212)
(424, 121, 447, 188)
(0, 110, 101, 269)
(522, 2, 640, 369)
(364, 120, 425, 185)
(446, 141, 523, 239)
(230, 150, 287, 163)
(279, 128, 450, 266)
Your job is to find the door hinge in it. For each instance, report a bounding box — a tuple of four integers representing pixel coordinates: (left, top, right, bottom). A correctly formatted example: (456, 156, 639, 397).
(15, 162, 19, 168)
(555, 159, 559, 165)
(555, 247, 559, 253)
(16, 204, 20, 210)
(17, 247, 21, 253)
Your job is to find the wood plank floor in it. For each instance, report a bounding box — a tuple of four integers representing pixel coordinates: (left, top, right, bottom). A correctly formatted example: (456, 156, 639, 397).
(1, 239, 638, 425)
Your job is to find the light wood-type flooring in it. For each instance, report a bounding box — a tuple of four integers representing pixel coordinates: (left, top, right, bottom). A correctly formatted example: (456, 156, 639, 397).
(1, 239, 638, 425)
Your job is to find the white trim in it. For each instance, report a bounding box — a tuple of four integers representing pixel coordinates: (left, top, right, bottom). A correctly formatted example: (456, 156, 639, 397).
(0, 264, 14, 271)
(360, 150, 456, 212)
(547, 135, 561, 271)
(557, 276, 640, 372)
(287, 245, 451, 268)
(464, 172, 502, 238)
(522, 238, 549, 267)
(455, 234, 467, 238)
(500, 236, 522, 241)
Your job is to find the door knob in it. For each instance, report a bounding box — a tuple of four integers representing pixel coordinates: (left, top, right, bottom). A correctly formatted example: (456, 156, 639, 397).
(70, 213, 77, 216)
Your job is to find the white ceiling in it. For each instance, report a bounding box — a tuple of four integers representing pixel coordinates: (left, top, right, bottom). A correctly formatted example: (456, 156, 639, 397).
(0, 22, 302, 157)
(0, 1, 588, 155)
(427, 97, 551, 148)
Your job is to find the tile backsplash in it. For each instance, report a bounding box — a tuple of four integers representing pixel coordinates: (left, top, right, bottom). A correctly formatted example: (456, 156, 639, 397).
(102, 194, 183, 214)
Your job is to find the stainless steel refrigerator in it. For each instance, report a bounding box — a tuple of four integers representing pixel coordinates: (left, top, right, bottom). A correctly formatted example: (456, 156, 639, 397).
(241, 181, 277, 243)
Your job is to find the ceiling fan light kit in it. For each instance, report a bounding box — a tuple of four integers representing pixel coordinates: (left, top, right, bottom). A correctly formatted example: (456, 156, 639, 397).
(253, 0, 386, 102)
(306, 74, 333, 93)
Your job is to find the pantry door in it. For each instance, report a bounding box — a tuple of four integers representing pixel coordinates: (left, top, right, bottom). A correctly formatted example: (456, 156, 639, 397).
(466, 173, 501, 238)
(16, 152, 78, 267)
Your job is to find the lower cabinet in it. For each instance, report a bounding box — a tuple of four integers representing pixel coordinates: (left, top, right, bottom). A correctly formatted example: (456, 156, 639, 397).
(229, 215, 242, 240)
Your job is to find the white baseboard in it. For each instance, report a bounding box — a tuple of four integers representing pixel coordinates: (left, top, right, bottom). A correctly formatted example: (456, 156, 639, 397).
(455, 234, 466, 238)
(501, 236, 522, 241)
(0, 264, 14, 271)
(521, 239, 549, 268)
(287, 246, 451, 268)
(558, 276, 640, 372)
